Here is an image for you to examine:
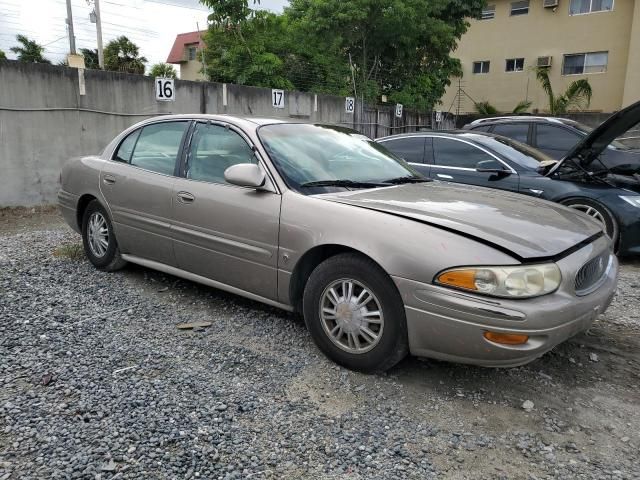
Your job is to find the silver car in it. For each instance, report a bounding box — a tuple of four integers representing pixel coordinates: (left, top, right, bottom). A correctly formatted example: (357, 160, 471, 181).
(58, 116, 618, 372)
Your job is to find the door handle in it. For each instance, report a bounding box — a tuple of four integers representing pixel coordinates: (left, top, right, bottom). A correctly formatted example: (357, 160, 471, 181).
(103, 174, 116, 185)
(436, 174, 453, 180)
(177, 191, 195, 204)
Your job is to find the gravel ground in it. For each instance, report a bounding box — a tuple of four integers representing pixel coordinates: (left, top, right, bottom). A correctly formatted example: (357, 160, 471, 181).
(1, 211, 639, 480)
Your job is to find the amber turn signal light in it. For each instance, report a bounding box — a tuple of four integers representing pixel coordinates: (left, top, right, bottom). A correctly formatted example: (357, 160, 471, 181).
(483, 331, 529, 345)
(436, 269, 478, 291)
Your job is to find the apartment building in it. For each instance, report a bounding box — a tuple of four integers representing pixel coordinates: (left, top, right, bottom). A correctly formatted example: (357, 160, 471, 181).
(166, 31, 206, 81)
(440, 0, 640, 114)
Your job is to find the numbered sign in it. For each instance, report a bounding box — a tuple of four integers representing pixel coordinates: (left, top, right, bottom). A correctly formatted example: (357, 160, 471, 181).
(345, 97, 355, 114)
(395, 103, 403, 118)
(435, 110, 443, 123)
(272, 89, 285, 109)
(155, 78, 175, 102)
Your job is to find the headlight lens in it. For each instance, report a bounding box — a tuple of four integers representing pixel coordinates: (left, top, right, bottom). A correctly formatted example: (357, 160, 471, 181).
(619, 195, 640, 208)
(435, 264, 561, 298)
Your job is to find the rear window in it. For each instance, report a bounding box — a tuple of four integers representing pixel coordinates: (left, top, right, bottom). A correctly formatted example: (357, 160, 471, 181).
(492, 123, 530, 143)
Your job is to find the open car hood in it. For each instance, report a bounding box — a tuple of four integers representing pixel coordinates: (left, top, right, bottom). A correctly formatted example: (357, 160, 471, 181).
(317, 183, 603, 261)
(561, 99, 640, 169)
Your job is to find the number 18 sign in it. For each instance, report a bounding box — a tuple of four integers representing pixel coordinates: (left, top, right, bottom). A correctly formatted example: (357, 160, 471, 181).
(155, 78, 175, 102)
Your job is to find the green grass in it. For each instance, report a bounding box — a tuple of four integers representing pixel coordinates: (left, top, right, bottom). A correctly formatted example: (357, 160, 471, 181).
(53, 243, 85, 260)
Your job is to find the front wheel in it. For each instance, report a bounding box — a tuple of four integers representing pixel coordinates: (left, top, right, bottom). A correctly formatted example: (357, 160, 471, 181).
(303, 253, 408, 373)
(81, 200, 127, 272)
(561, 198, 619, 242)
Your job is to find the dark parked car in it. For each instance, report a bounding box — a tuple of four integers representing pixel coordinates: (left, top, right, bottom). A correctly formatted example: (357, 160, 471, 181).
(463, 115, 640, 171)
(377, 101, 640, 256)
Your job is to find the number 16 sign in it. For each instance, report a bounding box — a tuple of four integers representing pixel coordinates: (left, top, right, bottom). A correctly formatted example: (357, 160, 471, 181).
(155, 78, 175, 102)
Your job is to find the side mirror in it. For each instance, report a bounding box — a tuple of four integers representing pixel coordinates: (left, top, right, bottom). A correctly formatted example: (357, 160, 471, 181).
(224, 163, 266, 189)
(476, 159, 511, 175)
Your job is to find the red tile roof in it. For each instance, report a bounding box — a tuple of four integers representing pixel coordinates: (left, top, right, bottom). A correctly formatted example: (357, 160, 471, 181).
(166, 31, 204, 64)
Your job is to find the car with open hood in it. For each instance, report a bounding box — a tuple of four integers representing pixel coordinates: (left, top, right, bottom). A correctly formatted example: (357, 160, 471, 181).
(378, 100, 640, 256)
(59, 115, 618, 372)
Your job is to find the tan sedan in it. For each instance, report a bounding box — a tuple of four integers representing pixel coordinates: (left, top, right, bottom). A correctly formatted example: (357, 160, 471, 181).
(59, 115, 618, 372)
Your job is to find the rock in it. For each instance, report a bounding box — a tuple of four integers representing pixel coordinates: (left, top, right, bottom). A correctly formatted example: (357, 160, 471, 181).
(522, 401, 534, 412)
(176, 321, 213, 330)
(100, 460, 116, 472)
(589, 353, 599, 362)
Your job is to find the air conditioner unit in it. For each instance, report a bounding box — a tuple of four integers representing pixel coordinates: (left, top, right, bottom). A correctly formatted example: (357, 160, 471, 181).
(537, 56, 553, 67)
(543, 0, 559, 8)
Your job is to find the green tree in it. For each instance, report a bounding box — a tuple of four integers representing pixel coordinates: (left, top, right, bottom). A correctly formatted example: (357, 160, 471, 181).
(0, 49, 6, 60)
(149, 63, 177, 78)
(536, 67, 592, 114)
(104, 36, 147, 74)
(80, 48, 100, 69)
(474, 100, 532, 115)
(10, 35, 50, 63)
(199, 0, 485, 109)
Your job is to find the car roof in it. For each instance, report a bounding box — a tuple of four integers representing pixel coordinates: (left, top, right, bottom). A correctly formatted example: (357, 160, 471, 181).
(376, 130, 502, 142)
(467, 116, 580, 127)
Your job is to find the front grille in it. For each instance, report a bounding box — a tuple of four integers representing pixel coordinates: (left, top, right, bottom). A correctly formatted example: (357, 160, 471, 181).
(575, 252, 610, 296)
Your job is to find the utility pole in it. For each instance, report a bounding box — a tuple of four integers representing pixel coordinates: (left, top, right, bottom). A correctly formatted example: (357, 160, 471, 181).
(65, 0, 76, 54)
(95, 0, 104, 68)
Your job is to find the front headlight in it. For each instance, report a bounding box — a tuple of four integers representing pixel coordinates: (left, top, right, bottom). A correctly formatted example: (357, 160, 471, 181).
(619, 195, 640, 208)
(435, 264, 562, 298)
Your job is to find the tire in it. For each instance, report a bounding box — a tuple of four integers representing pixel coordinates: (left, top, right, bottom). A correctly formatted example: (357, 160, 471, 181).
(303, 253, 408, 373)
(561, 198, 619, 242)
(81, 200, 127, 272)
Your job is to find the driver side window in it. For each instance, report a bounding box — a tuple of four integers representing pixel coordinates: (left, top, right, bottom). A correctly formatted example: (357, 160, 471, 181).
(433, 138, 496, 169)
(186, 123, 255, 184)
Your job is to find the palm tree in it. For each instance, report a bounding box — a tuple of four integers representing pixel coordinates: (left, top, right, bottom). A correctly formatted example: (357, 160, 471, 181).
(149, 63, 177, 78)
(535, 67, 592, 114)
(104, 36, 147, 74)
(10, 35, 50, 63)
(474, 100, 532, 115)
(0, 49, 6, 61)
(80, 48, 100, 69)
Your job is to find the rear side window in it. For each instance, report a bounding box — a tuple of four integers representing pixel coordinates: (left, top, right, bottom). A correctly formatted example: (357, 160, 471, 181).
(380, 137, 425, 163)
(470, 125, 492, 132)
(186, 123, 255, 184)
(536, 124, 582, 151)
(492, 123, 530, 143)
(433, 138, 495, 169)
(129, 121, 188, 175)
(113, 129, 140, 163)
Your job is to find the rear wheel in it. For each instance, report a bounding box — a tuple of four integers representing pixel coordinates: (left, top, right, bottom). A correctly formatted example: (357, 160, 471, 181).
(303, 253, 408, 373)
(561, 198, 619, 242)
(81, 200, 127, 272)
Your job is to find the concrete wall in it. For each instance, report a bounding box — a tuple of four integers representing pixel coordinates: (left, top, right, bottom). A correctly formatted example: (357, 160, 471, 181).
(0, 61, 429, 206)
(440, 0, 638, 114)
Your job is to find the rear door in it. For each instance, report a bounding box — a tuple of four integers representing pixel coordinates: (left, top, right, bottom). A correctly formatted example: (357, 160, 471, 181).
(100, 120, 190, 265)
(377, 136, 430, 177)
(431, 137, 520, 192)
(533, 124, 583, 159)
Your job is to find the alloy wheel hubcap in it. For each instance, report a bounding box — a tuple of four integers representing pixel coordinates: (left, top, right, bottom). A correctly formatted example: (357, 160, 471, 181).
(567, 204, 608, 233)
(88, 212, 109, 258)
(320, 279, 384, 354)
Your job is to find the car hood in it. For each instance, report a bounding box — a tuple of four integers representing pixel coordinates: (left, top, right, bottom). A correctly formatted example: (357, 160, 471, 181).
(317, 183, 603, 261)
(561, 99, 640, 169)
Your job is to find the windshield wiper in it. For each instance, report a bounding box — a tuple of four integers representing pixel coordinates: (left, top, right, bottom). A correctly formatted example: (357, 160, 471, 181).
(299, 179, 389, 188)
(382, 176, 431, 184)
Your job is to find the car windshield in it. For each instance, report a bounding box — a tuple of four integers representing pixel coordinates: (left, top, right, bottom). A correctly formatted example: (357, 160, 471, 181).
(469, 134, 552, 170)
(570, 121, 631, 150)
(258, 124, 421, 192)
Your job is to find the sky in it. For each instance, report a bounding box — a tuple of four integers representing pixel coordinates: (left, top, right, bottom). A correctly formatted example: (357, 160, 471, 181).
(0, 0, 289, 68)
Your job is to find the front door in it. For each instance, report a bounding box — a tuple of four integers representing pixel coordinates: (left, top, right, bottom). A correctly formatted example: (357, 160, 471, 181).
(430, 137, 520, 192)
(100, 120, 190, 265)
(171, 122, 281, 301)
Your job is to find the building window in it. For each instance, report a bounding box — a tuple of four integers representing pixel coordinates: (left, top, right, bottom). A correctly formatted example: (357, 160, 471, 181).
(473, 61, 491, 74)
(505, 58, 525, 72)
(569, 0, 614, 15)
(562, 51, 608, 75)
(481, 5, 496, 19)
(510, 0, 530, 15)
(187, 46, 197, 61)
